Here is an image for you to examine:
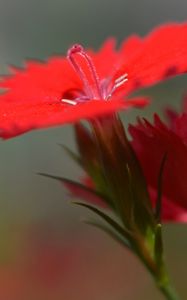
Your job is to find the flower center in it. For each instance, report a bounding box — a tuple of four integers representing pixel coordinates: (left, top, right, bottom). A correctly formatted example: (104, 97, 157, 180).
(62, 44, 128, 105)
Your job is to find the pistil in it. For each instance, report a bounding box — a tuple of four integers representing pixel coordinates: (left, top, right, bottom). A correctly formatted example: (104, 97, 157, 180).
(67, 44, 102, 99)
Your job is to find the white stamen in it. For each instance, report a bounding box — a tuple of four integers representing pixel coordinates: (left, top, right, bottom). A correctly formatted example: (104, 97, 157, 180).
(115, 73, 128, 84)
(61, 99, 77, 105)
(106, 73, 128, 100)
(114, 78, 128, 88)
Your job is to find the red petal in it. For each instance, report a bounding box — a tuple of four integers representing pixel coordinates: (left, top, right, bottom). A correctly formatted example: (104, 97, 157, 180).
(0, 39, 118, 104)
(165, 108, 179, 129)
(149, 187, 187, 223)
(120, 35, 143, 59)
(0, 58, 81, 104)
(92, 38, 118, 78)
(117, 23, 187, 93)
(0, 97, 148, 138)
(175, 113, 187, 144)
(129, 115, 187, 220)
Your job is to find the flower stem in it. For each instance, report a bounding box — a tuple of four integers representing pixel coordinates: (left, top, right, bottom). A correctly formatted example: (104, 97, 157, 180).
(158, 282, 181, 300)
(139, 248, 182, 300)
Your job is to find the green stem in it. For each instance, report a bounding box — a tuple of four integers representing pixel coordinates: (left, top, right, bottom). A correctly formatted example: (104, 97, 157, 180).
(158, 281, 181, 300)
(141, 236, 181, 300)
(136, 246, 182, 300)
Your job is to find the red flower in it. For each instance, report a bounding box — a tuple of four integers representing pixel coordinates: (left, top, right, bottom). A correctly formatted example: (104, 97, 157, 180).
(1, 23, 187, 138)
(129, 100, 187, 222)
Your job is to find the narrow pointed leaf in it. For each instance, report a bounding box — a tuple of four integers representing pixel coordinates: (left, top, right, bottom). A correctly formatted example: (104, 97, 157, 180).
(73, 201, 132, 240)
(84, 219, 131, 249)
(38, 172, 109, 205)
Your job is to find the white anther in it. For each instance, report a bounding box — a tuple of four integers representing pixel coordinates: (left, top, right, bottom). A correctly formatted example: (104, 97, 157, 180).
(61, 99, 77, 105)
(106, 73, 128, 100)
(115, 73, 128, 84)
(114, 78, 128, 89)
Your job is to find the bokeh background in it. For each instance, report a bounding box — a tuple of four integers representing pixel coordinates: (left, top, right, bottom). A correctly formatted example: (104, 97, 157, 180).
(0, 0, 187, 299)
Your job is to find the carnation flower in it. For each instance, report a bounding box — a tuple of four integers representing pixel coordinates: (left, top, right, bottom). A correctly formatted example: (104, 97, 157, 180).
(129, 99, 187, 222)
(1, 23, 187, 138)
(1, 23, 187, 299)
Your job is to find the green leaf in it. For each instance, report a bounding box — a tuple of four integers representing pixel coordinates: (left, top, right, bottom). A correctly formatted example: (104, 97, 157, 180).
(84, 219, 131, 249)
(38, 172, 109, 204)
(73, 201, 132, 241)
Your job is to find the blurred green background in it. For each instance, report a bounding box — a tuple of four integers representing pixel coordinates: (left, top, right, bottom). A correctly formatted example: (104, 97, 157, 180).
(0, 0, 187, 299)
